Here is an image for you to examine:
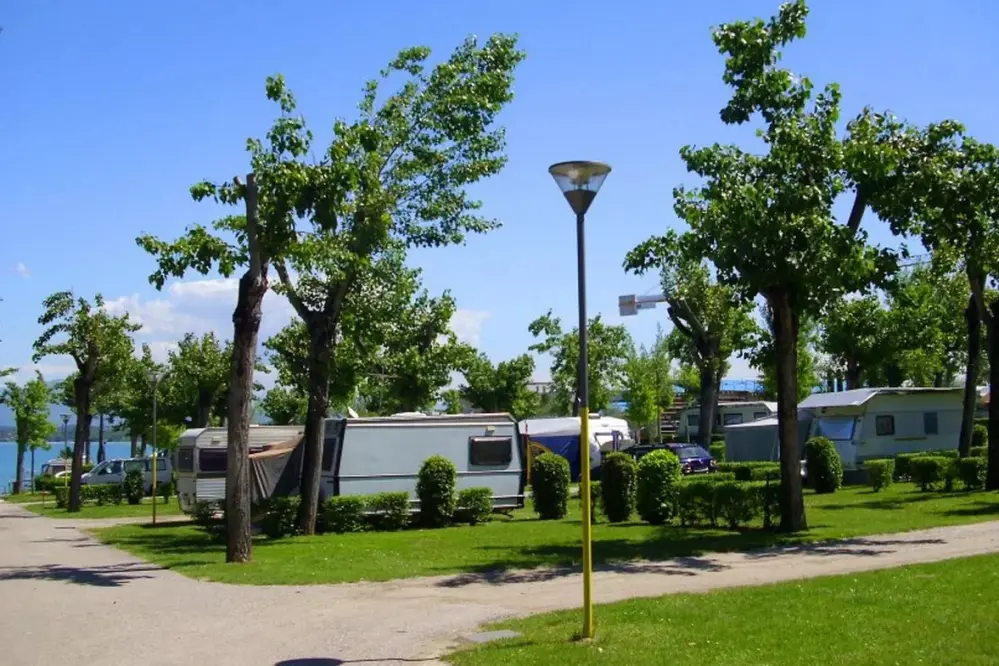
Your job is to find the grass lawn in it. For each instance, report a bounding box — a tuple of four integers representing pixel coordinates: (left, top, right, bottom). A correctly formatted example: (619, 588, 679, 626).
(1, 492, 47, 504)
(446, 553, 999, 666)
(24, 497, 184, 519)
(91, 483, 999, 585)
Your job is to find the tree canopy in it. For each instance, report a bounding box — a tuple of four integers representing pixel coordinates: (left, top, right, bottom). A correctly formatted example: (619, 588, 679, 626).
(0, 372, 56, 493)
(458, 352, 539, 419)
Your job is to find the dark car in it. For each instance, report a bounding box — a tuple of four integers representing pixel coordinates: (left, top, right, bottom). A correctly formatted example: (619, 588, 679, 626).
(667, 444, 718, 475)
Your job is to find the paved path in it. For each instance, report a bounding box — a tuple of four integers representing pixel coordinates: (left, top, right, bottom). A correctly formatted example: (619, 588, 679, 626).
(3, 501, 999, 666)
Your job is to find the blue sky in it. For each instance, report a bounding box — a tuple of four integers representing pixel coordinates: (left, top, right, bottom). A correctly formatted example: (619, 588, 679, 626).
(2, 0, 998, 387)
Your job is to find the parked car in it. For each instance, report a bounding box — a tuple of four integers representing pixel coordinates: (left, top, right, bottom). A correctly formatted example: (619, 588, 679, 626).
(82, 456, 172, 494)
(625, 443, 718, 475)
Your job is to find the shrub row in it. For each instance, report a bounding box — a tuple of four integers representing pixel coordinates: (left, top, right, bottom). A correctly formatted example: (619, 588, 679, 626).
(677, 477, 782, 529)
(894, 450, 959, 479)
(972, 424, 988, 450)
(708, 442, 726, 462)
(715, 461, 781, 482)
(970, 446, 988, 459)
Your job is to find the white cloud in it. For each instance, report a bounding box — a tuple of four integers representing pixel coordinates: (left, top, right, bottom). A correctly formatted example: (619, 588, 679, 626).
(14, 261, 30, 278)
(450, 309, 490, 346)
(10, 360, 77, 383)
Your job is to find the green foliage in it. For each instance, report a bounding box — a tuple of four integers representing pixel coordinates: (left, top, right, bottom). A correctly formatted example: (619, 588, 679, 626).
(318, 496, 367, 534)
(192, 500, 227, 542)
(459, 352, 539, 419)
(970, 446, 988, 458)
(819, 295, 891, 388)
(621, 327, 674, 440)
(865, 459, 895, 492)
(530, 453, 571, 520)
(262, 496, 302, 539)
(895, 450, 959, 479)
(0, 372, 57, 493)
(416, 455, 458, 527)
(600, 452, 638, 523)
(910, 456, 950, 491)
(972, 425, 988, 450)
(454, 487, 493, 525)
(751, 308, 822, 401)
(528, 312, 632, 414)
(588, 481, 600, 524)
(441, 389, 464, 415)
(716, 461, 781, 482)
(678, 476, 774, 530)
(157, 480, 173, 502)
(365, 492, 411, 531)
(636, 449, 683, 525)
(714, 480, 760, 529)
(162, 332, 232, 427)
(708, 442, 726, 462)
(677, 477, 721, 527)
(956, 457, 988, 490)
(805, 437, 844, 494)
(81, 484, 124, 506)
(53, 487, 68, 508)
(123, 470, 144, 505)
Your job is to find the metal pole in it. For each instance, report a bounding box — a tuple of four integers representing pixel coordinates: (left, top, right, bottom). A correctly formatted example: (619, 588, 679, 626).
(575, 210, 594, 638)
(152, 376, 158, 525)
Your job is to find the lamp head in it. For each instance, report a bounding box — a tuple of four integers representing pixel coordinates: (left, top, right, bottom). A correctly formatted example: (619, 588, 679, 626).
(548, 161, 611, 216)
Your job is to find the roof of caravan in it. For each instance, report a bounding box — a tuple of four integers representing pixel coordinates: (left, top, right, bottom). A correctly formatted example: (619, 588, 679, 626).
(799, 387, 963, 410)
(725, 410, 813, 430)
(682, 401, 777, 411)
(344, 412, 516, 425)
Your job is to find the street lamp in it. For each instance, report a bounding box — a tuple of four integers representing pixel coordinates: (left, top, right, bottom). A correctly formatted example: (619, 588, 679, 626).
(60, 413, 71, 493)
(548, 159, 611, 640)
(149, 370, 165, 525)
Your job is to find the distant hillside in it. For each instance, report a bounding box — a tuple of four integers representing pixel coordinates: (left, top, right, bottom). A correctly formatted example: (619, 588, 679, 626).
(0, 402, 271, 432)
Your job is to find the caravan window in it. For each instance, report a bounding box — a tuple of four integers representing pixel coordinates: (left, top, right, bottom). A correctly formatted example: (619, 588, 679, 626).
(724, 413, 744, 426)
(199, 449, 227, 473)
(686, 414, 698, 427)
(177, 448, 194, 472)
(923, 412, 939, 435)
(753, 412, 768, 421)
(815, 417, 855, 441)
(469, 436, 513, 466)
(875, 415, 895, 437)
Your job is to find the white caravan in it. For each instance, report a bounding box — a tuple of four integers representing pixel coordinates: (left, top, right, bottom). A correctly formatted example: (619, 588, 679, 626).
(677, 401, 777, 442)
(799, 387, 963, 469)
(589, 414, 632, 452)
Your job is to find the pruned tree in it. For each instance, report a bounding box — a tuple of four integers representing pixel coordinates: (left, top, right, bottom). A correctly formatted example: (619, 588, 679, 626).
(459, 352, 539, 419)
(625, 234, 755, 446)
(163, 332, 231, 427)
(528, 312, 632, 416)
(32, 292, 139, 511)
(818, 295, 889, 389)
(0, 372, 56, 493)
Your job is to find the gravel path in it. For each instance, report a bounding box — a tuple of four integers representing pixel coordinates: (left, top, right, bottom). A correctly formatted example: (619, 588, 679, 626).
(3, 500, 999, 666)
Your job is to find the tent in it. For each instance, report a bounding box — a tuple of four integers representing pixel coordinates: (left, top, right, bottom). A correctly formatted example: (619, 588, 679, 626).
(248, 435, 306, 504)
(519, 417, 602, 482)
(723, 410, 813, 462)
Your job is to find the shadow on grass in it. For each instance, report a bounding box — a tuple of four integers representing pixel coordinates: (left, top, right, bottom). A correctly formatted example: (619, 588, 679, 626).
(818, 491, 957, 511)
(0, 561, 159, 587)
(943, 501, 999, 517)
(275, 658, 438, 665)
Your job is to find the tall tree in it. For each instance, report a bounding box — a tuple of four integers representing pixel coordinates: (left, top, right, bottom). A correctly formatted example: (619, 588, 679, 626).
(164, 332, 231, 427)
(625, 236, 754, 447)
(650, 2, 906, 531)
(137, 76, 316, 562)
(32, 292, 138, 511)
(459, 353, 539, 418)
(104, 345, 161, 457)
(0, 372, 56, 493)
(528, 312, 632, 416)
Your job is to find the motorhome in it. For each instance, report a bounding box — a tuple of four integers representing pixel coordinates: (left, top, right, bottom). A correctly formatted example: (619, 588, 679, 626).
(677, 401, 778, 442)
(519, 417, 603, 482)
(798, 387, 963, 469)
(39, 458, 72, 477)
(174, 413, 525, 513)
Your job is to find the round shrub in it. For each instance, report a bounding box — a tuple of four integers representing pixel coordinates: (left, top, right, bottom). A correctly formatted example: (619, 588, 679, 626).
(455, 487, 494, 525)
(956, 456, 987, 490)
(262, 495, 301, 539)
(804, 437, 843, 494)
(636, 449, 682, 525)
(532, 453, 570, 520)
(416, 455, 458, 528)
(123, 470, 144, 505)
(318, 495, 367, 533)
(600, 452, 637, 523)
(972, 424, 988, 450)
(910, 456, 948, 491)
(865, 459, 894, 492)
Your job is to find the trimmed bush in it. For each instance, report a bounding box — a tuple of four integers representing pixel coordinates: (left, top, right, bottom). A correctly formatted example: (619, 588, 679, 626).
(588, 481, 601, 523)
(636, 449, 682, 525)
(157, 480, 173, 502)
(804, 437, 843, 494)
(53, 487, 68, 508)
(35, 475, 67, 493)
(455, 487, 493, 525)
(82, 484, 124, 506)
(715, 461, 780, 482)
(714, 481, 759, 529)
(972, 424, 988, 450)
(366, 492, 411, 531)
(956, 456, 988, 490)
(123, 470, 144, 505)
(702, 472, 736, 483)
(531, 453, 571, 520)
(416, 455, 458, 528)
(319, 495, 367, 534)
(865, 459, 894, 492)
(192, 500, 226, 542)
(910, 456, 949, 491)
(599, 452, 637, 523)
(970, 446, 988, 459)
(708, 442, 726, 462)
(896, 450, 960, 480)
(755, 480, 782, 530)
(261, 495, 301, 539)
(677, 478, 720, 527)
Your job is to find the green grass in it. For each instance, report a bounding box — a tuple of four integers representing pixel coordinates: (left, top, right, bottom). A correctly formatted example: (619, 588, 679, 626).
(24, 497, 184, 519)
(447, 553, 999, 665)
(1, 492, 47, 504)
(91, 483, 999, 585)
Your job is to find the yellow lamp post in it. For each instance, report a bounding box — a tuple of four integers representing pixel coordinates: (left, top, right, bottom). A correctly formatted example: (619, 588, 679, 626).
(149, 370, 165, 525)
(547, 160, 611, 639)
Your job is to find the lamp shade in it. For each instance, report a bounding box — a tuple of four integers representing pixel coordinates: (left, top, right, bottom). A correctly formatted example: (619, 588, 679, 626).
(548, 161, 611, 215)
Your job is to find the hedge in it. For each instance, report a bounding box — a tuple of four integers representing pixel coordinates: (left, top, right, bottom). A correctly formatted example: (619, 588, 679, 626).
(531, 452, 571, 520)
(972, 424, 988, 450)
(716, 461, 780, 482)
(123, 470, 144, 505)
(895, 450, 959, 479)
(318, 495, 367, 534)
(970, 446, 989, 459)
(708, 442, 726, 462)
(455, 487, 493, 525)
(864, 459, 894, 492)
(910, 456, 950, 491)
(588, 481, 601, 524)
(600, 452, 637, 523)
(956, 456, 987, 490)
(366, 492, 411, 531)
(193, 500, 226, 542)
(805, 437, 843, 494)
(262, 495, 301, 539)
(636, 449, 682, 525)
(678, 479, 779, 530)
(416, 455, 458, 528)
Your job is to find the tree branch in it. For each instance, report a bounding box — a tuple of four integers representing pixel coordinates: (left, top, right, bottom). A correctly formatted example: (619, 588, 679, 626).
(241, 173, 267, 272)
(274, 260, 313, 323)
(846, 187, 867, 234)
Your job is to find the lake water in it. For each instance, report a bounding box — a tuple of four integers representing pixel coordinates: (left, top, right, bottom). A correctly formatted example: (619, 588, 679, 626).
(0, 441, 136, 492)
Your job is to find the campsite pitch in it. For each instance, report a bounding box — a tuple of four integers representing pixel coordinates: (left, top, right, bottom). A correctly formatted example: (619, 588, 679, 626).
(92, 484, 999, 585)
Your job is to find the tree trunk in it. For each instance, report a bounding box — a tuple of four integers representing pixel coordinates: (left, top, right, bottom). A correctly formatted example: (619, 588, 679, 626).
(196, 389, 213, 428)
(84, 412, 93, 465)
(845, 357, 860, 390)
(298, 321, 334, 535)
(13, 442, 25, 494)
(98, 413, 106, 464)
(140, 432, 147, 457)
(130, 432, 138, 457)
(986, 299, 999, 491)
(959, 295, 981, 458)
(69, 378, 91, 512)
(226, 267, 269, 563)
(696, 363, 718, 448)
(768, 290, 806, 532)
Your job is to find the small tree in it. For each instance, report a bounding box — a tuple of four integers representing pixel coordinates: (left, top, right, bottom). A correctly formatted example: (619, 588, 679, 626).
(0, 373, 56, 493)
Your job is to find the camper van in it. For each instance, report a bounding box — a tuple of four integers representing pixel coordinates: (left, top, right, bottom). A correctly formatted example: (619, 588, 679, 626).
(174, 413, 525, 513)
(519, 417, 603, 482)
(799, 387, 963, 469)
(677, 401, 777, 442)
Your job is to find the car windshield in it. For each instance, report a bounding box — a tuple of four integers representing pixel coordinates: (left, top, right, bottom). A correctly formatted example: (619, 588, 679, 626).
(674, 445, 711, 459)
(90, 462, 107, 474)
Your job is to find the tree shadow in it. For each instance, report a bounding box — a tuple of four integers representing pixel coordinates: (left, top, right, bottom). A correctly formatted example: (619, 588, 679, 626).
(0, 513, 36, 520)
(0, 561, 159, 587)
(819, 492, 952, 511)
(742, 536, 946, 559)
(275, 659, 437, 665)
(943, 501, 999, 517)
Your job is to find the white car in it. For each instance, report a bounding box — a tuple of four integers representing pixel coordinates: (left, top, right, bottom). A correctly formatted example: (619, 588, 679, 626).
(82, 457, 172, 494)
